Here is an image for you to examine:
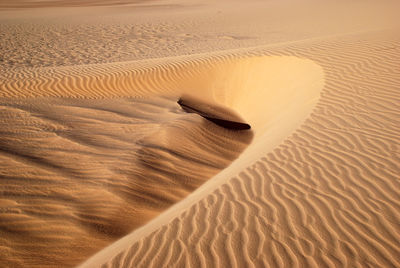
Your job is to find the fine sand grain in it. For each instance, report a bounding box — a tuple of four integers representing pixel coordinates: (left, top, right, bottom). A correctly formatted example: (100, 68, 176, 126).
(0, 0, 399, 267)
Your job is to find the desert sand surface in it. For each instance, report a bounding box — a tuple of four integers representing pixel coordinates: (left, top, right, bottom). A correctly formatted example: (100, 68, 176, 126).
(1, 0, 399, 267)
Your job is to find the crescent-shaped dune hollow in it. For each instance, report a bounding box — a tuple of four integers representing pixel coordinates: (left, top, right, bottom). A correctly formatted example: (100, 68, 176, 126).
(0, 55, 324, 267)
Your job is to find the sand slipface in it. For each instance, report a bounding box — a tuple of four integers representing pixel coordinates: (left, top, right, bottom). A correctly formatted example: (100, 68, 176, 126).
(1, 0, 400, 267)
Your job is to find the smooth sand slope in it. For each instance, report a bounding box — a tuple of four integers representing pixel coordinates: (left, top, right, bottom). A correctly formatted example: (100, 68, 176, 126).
(1, 0, 400, 267)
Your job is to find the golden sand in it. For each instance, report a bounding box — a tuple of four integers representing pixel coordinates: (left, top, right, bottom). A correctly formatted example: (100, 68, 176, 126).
(0, 0, 399, 267)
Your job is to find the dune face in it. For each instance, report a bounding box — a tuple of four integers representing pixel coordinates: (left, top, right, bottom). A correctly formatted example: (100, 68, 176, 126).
(1, 0, 400, 268)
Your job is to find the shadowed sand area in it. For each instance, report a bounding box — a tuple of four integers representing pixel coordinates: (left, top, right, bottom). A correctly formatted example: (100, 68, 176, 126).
(0, 97, 253, 266)
(177, 97, 251, 130)
(1, 1, 400, 267)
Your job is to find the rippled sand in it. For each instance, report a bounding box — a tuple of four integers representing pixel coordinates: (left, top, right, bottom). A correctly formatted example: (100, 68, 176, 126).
(0, 1, 399, 267)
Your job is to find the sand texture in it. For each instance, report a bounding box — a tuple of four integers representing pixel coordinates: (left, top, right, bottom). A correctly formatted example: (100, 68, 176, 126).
(1, 0, 399, 267)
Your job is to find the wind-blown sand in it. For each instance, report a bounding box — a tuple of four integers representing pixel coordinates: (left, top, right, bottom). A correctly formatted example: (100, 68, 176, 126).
(1, 0, 399, 267)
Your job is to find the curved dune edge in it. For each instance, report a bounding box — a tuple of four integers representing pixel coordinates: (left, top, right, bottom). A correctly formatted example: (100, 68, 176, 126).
(75, 56, 324, 267)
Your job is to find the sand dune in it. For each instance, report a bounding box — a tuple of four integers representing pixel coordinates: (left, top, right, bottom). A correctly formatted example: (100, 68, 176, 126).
(0, 53, 323, 266)
(80, 32, 400, 268)
(1, 0, 399, 267)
